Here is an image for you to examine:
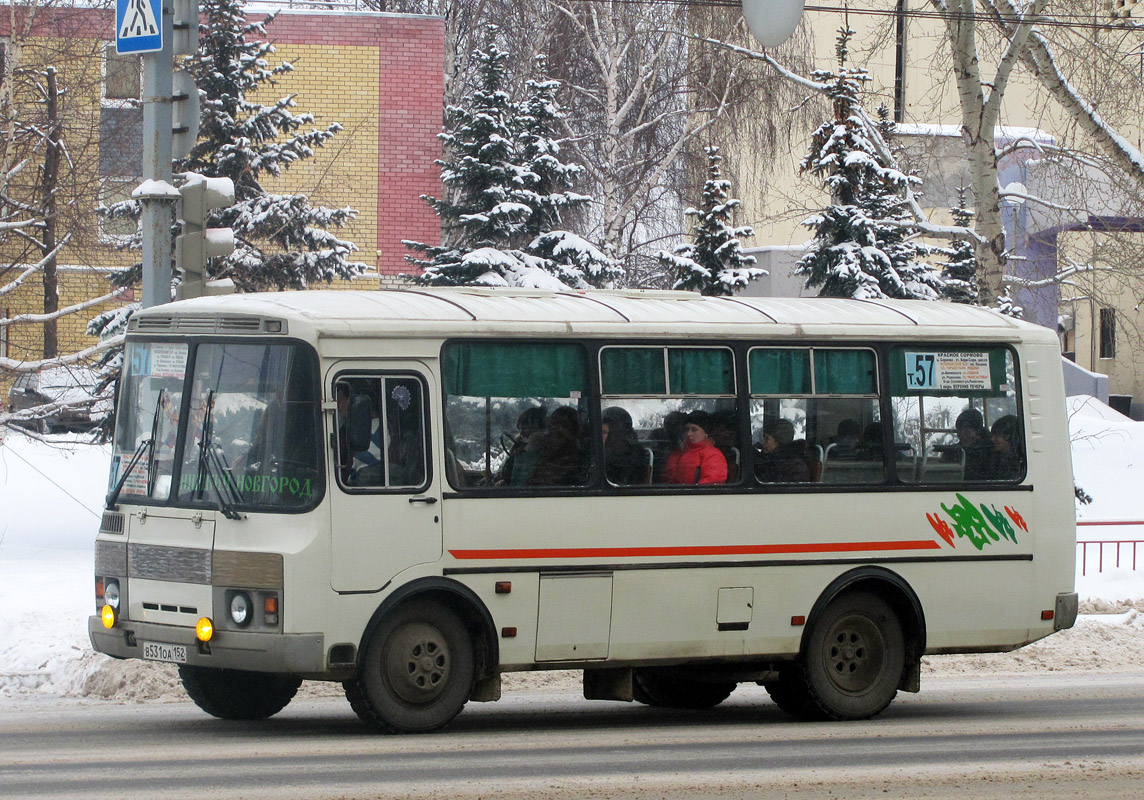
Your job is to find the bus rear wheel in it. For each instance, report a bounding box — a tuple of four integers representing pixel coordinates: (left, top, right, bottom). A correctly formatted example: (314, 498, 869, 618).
(632, 668, 736, 709)
(178, 665, 302, 720)
(345, 599, 475, 734)
(774, 591, 905, 721)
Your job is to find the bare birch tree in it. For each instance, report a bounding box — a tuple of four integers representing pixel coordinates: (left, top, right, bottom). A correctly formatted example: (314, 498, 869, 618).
(0, 3, 126, 437)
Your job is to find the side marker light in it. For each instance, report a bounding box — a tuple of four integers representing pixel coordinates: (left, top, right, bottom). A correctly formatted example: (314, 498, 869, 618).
(1041, 610, 1055, 621)
(196, 617, 214, 642)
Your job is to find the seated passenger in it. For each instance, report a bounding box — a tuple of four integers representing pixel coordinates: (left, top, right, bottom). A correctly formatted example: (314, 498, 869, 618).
(529, 406, 585, 486)
(951, 408, 990, 479)
(648, 410, 687, 483)
(983, 415, 1023, 480)
(859, 421, 884, 461)
(500, 406, 547, 485)
(602, 406, 650, 485)
(663, 411, 728, 486)
(352, 395, 384, 486)
(829, 418, 862, 460)
(755, 418, 810, 483)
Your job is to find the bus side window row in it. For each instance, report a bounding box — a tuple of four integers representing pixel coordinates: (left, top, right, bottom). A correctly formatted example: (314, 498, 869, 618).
(438, 341, 1026, 491)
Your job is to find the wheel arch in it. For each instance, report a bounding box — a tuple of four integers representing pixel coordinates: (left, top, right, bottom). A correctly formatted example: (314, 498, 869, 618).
(357, 577, 500, 682)
(801, 566, 927, 691)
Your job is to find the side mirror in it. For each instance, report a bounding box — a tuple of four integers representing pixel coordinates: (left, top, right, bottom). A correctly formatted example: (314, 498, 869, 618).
(346, 395, 372, 453)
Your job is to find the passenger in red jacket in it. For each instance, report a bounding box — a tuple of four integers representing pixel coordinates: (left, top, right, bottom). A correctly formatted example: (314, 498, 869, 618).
(663, 411, 728, 485)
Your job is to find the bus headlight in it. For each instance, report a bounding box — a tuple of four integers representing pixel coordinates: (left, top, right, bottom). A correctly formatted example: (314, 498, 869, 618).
(101, 604, 117, 629)
(103, 579, 121, 610)
(229, 592, 251, 627)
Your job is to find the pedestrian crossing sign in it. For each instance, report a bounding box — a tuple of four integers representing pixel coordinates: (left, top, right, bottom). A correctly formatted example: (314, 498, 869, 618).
(116, 0, 163, 55)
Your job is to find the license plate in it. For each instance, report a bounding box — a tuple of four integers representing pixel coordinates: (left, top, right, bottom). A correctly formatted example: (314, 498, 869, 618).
(142, 642, 187, 663)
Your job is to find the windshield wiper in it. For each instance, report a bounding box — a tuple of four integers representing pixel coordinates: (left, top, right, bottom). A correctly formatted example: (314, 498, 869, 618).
(106, 437, 152, 510)
(194, 390, 242, 521)
(106, 388, 166, 510)
(145, 388, 167, 497)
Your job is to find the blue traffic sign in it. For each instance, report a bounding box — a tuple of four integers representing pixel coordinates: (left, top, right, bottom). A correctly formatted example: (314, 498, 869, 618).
(116, 0, 163, 55)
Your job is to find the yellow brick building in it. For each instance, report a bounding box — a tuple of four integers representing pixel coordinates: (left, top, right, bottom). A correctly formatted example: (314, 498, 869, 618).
(1, 6, 444, 396)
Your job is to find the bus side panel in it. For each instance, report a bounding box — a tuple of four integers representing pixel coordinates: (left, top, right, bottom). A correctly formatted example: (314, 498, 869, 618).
(441, 489, 1048, 669)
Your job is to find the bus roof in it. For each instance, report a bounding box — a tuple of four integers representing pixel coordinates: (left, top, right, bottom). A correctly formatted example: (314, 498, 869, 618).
(130, 287, 1054, 343)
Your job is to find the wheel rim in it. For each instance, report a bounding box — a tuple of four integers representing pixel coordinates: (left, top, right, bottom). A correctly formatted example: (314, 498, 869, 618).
(383, 621, 452, 704)
(821, 612, 886, 695)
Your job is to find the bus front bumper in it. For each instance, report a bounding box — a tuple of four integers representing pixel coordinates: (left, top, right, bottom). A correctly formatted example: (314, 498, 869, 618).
(88, 616, 325, 674)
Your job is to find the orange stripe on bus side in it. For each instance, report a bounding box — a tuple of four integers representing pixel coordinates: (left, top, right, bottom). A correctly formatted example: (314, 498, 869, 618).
(448, 540, 943, 560)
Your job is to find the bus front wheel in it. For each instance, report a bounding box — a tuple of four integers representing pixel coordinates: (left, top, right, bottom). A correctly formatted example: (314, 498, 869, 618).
(345, 599, 475, 734)
(777, 591, 905, 721)
(178, 665, 302, 720)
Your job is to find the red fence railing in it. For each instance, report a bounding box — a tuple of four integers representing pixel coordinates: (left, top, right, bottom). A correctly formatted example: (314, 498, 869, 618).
(1077, 540, 1142, 575)
(1076, 521, 1144, 575)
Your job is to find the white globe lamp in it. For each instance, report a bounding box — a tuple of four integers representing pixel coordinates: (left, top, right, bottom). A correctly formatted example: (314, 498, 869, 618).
(741, 0, 806, 48)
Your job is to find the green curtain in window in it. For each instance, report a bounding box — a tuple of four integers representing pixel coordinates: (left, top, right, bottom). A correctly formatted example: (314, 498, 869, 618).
(749, 349, 811, 395)
(815, 349, 877, 394)
(443, 342, 587, 397)
(600, 348, 667, 395)
(669, 349, 734, 394)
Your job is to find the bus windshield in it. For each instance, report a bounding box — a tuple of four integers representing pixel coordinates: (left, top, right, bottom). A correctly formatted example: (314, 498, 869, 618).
(111, 340, 321, 511)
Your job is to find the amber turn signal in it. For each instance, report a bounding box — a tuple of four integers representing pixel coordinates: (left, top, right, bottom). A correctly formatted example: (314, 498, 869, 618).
(195, 617, 214, 642)
(101, 604, 117, 629)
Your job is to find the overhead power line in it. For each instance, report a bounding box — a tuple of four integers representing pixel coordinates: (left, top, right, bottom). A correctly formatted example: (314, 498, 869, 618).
(560, 0, 1144, 35)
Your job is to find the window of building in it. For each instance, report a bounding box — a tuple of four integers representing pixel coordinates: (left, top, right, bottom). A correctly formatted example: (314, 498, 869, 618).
(1100, 307, 1116, 359)
(748, 347, 881, 485)
(104, 44, 140, 102)
(443, 341, 590, 489)
(100, 178, 139, 239)
(600, 346, 739, 486)
(100, 43, 142, 240)
(889, 347, 1023, 484)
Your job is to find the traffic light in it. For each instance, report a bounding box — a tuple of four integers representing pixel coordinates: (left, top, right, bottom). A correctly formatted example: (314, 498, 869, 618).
(175, 172, 235, 300)
(172, 0, 199, 56)
(171, 69, 200, 161)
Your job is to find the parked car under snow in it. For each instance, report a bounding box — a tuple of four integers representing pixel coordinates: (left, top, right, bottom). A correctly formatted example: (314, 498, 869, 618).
(6, 367, 109, 434)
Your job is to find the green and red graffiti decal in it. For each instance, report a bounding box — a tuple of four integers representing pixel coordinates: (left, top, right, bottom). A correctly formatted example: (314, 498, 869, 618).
(927, 493, 1028, 550)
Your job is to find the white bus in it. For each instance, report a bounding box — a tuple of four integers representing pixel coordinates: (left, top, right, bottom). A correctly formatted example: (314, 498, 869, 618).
(90, 288, 1077, 732)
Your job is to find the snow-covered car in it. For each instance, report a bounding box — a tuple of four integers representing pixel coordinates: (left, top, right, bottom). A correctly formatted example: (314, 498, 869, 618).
(6, 367, 109, 434)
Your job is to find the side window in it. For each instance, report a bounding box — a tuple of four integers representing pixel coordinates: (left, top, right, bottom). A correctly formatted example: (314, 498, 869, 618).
(889, 347, 1023, 484)
(335, 374, 428, 491)
(100, 43, 142, 241)
(600, 346, 738, 487)
(748, 347, 881, 485)
(442, 342, 589, 490)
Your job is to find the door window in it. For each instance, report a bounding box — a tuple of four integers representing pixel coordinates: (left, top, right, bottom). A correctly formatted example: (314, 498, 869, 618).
(335, 374, 429, 491)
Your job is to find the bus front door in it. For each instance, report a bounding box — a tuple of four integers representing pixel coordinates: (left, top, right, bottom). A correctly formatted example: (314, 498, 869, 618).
(328, 365, 442, 592)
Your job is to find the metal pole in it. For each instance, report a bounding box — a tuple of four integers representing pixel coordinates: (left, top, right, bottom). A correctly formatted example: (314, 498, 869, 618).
(139, 0, 175, 309)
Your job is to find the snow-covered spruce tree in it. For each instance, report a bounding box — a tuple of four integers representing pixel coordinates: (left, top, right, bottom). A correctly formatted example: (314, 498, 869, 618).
(179, 0, 366, 291)
(88, 0, 366, 437)
(795, 28, 941, 301)
(938, 187, 980, 305)
(515, 59, 620, 288)
(97, 0, 366, 294)
(656, 146, 763, 296)
(405, 27, 614, 289)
